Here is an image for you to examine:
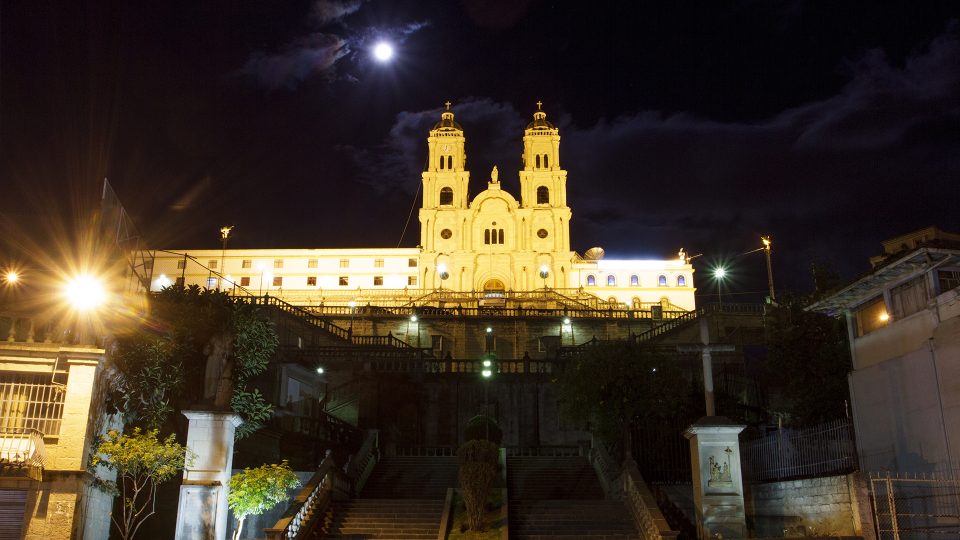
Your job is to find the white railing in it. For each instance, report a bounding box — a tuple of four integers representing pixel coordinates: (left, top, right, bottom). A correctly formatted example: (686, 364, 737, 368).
(740, 417, 857, 481)
(622, 460, 679, 540)
(0, 373, 66, 436)
(0, 428, 46, 480)
(264, 455, 338, 540)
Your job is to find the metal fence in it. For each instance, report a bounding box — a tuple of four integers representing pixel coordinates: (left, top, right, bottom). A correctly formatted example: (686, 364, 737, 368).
(740, 417, 858, 482)
(0, 373, 66, 436)
(870, 471, 960, 540)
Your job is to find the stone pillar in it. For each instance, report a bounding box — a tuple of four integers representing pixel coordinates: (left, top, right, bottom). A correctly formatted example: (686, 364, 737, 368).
(684, 418, 747, 539)
(175, 411, 243, 540)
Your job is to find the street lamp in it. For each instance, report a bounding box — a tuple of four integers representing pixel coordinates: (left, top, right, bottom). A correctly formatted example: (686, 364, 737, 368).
(437, 263, 449, 287)
(219, 226, 233, 290)
(64, 274, 107, 312)
(539, 265, 550, 289)
(760, 235, 776, 303)
(713, 266, 727, 310)
(348, 300, 357, 338)
(410, 314, 420, 347)
(3, 271, 19, 285)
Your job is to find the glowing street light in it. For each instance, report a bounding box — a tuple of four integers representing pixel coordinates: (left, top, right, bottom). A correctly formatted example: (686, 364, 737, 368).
(372, 42, 394, 62)
(64, 274, 107, 312)
(539, 265, 550, 289)
(3, 271, 19, 285)
(761, 235, 776, 303)
(316, 366, 325, 375)
(713, 266, 728, 309)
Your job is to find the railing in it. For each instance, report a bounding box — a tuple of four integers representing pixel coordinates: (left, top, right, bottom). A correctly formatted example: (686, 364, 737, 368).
(506, 445, 583, 457)
(304, 303, 680, 320)
(1, 314, 70, 345)
(740, 417, 858, 482)
(870, 470, 960, 540)
(264, 454, 341, 540)
(623, 460, 679, 540)
(240, 295, 352, 342)
(270, 408, 362, 449)
(346, 430, 381, 495)
(0, 428, 46, 481)
(0, 373, 66, 436)
(366, 357, 558, 374)
(391, 445, 455, 457)
(588, 436, 621, 498)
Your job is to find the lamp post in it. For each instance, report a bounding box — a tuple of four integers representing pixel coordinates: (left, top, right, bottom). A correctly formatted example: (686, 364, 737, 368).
(437, 262, 449, 289)
(539, 265, 549, 290)
(219, 226, 233, 290)
(761, 235, 775, 303)
(348, 300, 357, 339)
(713, 266, 727, 310)
(410, 314, 420, 348)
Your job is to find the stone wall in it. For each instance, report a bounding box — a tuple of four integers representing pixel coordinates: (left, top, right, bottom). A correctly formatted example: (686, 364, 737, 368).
(745, 473, 874, 539)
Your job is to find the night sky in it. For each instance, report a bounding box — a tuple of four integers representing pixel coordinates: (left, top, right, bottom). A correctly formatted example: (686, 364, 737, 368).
(2, 1, 959, 300)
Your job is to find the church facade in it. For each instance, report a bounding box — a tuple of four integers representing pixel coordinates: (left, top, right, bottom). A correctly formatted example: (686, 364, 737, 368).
(152, 104, 695, 310)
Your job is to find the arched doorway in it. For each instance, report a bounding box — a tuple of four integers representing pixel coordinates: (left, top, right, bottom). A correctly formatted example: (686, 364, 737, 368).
(481, 279, 506, 307)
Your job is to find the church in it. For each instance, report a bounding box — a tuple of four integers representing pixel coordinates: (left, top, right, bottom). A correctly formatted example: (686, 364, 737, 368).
(151, 103, 695, 311)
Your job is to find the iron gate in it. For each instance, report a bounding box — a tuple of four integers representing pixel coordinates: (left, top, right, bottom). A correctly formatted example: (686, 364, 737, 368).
(870, 471, 960, 539)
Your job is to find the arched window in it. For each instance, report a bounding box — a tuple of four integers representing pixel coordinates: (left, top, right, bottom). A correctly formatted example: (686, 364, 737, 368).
(586, 275, 596, 286)
(658, 275, 667, 287)
(498, 229, 504, 244)
(439, 187, 453, 205)
(535, 154, 541, 168)
(607, 275, 617, 286)
(543, 154, 549, 168)
(632, 297, 641, 309)
(677, 275, 686, 287)
(484, 230, 491, 244)
(537, 186, 549, 204)
(439, 156, 445, 170)
(447, 155, 453, 169)
(630, 275, 639, 286)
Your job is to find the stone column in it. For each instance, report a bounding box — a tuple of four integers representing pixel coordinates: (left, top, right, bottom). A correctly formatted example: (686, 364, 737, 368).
(684, 417, 747, 539)
(175, 411, 243, 540)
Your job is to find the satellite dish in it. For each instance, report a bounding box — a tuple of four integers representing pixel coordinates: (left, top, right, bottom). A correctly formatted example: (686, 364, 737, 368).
(584, 247, 605, 260)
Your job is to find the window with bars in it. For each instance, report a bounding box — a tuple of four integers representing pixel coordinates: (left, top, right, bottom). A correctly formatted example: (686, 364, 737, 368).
(0, 373, 66, 436)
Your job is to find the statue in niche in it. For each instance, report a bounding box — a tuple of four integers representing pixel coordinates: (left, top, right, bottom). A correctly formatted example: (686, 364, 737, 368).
(707, 447, 734, 487)
(491, 165, 499, 183)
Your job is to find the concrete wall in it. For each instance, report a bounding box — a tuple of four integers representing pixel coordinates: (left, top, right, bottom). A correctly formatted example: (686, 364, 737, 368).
(745, 473, 874, 539)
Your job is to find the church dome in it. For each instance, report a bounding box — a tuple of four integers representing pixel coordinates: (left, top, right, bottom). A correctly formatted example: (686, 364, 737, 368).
(433, 110, 463, 131)
(526, 110, 555, 130)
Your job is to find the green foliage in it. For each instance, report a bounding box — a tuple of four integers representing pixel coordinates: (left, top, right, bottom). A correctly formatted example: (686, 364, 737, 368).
(227, 461, 300, 540)
(766, 301, 852, 426)
(231, 388, 273, 440)
(457, 440, 499, 532)
(108, 285, 278, 437)
(464, 415, 503, 445)
(557, 341, 686, 448)
(90, 428, 190, 540)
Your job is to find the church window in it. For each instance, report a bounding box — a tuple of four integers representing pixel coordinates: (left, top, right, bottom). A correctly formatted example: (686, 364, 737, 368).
(484, 229, 504, 245)
(308, 259, 318, 268)
(677, 275, 686, 287)
(339, 276, 349, 286)
(537, 186, 549, 204)
(447, 155, 453, 169)
(537, 228, 548, 238)
(498, 229, 504, 244)
(586, 275, 596, 286)
(408, 258, 418, 267)
(439, 156, 444, 170)
(544, 154, 549, 168)
(242, 259, 251, 268)
(440, 229, 452, 239)
(484, 230, 490, 244)
(274, 259, 283, 269)
(374, 276, 383, 286)
(535, 154, 541, 168)
(240, 277, 250, 287)
(658, 275, 667, 287)
(273, 276, 283, 287)
(340, 259, 349, 268)
(307, 276, 317, 286)
(408, 276, 418, 286)
(375, 258, 384, 268)
(208, 260, 217, 269)
(177, 260, 186, 269)
(607, 275, 617, 286)
(630, 275, 639, 286)
(439, 187, 453, 205)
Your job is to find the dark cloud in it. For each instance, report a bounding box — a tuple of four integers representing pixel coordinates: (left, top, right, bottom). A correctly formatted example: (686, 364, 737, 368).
(311, 0, 366, 26)
(239, 33, 348, 89)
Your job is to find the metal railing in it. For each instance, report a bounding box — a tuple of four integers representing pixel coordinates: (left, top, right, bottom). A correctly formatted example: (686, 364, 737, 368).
(390, 445, 455, 457)
(0, 428, 46, 481)
(740, 417, 858, 482)
(0, 374, 66, 436)
(506, 445, 584, 457)
(870, 470, 960, 540)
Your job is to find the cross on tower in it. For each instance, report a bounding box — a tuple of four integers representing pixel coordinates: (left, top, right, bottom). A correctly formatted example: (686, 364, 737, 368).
(536, 100, 543, 110)
(677, 317, 735, 416)
(444, 101, 452, 111)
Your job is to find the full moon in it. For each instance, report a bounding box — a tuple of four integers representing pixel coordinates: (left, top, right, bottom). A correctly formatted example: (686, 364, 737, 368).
(373, 42, 394, 62)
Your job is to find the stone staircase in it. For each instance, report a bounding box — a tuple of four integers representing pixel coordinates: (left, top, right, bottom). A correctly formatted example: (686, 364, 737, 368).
(508, 456, 638, 539)
(320, 457, 457, 539)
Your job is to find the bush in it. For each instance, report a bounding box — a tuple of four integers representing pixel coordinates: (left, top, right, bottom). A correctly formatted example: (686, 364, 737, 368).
(464, 414, 503, 444)
(457, 440, 499, 531)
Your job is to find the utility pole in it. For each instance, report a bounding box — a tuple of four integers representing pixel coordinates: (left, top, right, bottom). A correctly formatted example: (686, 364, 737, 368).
(761, 235, 775, 302)
(219, 225, 233, 290)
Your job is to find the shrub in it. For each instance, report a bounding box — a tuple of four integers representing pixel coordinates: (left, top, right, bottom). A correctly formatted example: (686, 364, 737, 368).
(464, 414, 503, 444)
(457, 439, 499, 531)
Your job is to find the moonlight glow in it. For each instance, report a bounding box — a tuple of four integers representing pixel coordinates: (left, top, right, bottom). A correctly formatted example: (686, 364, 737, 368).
(372, 42, 394, 62)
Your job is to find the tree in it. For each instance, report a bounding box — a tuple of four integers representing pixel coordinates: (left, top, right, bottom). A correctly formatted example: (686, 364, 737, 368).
(107, 285, 279, 438)
(227, 461, 301, 540)
(90, 428, 190, 540)
(456, 439, 499, 532)
(557, 340, 688, 449)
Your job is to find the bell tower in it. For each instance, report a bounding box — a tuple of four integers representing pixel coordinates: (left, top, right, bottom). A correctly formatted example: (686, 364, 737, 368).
(420, 102, 470, 251)
(519, 102, 571, 252)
